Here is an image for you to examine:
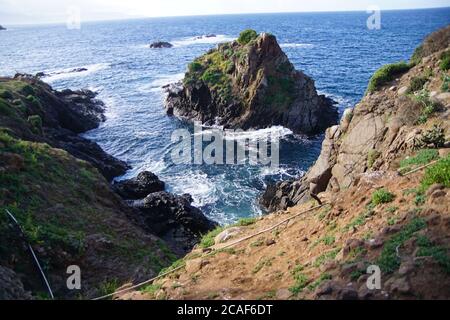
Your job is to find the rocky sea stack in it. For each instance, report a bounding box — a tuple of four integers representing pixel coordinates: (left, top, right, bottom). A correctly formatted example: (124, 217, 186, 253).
(165, 30, 338, 134)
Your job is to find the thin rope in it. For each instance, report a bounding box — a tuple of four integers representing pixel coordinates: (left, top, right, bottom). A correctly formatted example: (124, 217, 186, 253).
(5, 209, 55, 300)
(400, 159, 440, 176)
(92, 203, 327, 300)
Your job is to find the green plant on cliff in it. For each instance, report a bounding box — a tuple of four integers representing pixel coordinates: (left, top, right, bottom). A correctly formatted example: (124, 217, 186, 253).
(442, 75, 450, 92)
(372, 188, 395, 205)
(27, 115, 43, 134)
(366, 62, 410, 93)
(237, 29, 258, 45)
(420, 124, 445, 148)
(367, 149, 381, 169)
(399, 149, 440, 174)
(407, 76, 428, 93)
(420, 154, 450, 191)
(414, 89, 439, 124)
(378, 217, 426, 273)
(410, 45, 424, 66)
(440, 50, 450, 71)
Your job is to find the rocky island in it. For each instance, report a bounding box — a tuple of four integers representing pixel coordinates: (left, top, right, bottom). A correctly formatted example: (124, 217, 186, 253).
(0, 25, 6, 31)
(165, 30, 338, 134)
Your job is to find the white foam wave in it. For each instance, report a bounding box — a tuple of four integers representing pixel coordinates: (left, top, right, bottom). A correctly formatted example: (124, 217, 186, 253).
(138, 73, 185, 93)
(195, 126, 293, 141)
(42, 63, 110, 82)
(171, 34, 236, 47)
(167, 171, 219, 207)
(259, 166, 304, 178)
(280, 43, 315, 49)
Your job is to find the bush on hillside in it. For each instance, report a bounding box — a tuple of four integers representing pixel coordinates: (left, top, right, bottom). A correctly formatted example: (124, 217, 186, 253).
(238, 29, 258, 45)
(366, 62, 410, 93)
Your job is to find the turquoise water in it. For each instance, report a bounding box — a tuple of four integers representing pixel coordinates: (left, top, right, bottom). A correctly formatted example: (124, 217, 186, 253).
(1, 8, 449, 224)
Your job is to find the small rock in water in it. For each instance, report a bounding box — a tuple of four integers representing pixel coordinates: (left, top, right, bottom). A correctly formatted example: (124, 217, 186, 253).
(149, 41, 173, 48)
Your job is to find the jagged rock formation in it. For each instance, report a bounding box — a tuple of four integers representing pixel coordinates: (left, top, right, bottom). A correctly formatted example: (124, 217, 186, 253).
(132, 192, 218, 255)
(165, 30, 338, 134)
(262, 26, 450, 212)
(114, 172, 218, 255)
(113, 171, 165, 200)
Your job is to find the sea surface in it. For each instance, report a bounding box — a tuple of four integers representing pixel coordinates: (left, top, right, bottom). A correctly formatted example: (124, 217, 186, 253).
(1, 8, 449, 224)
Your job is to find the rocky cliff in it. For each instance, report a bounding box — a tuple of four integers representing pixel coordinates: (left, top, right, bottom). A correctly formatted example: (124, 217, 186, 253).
(0, 75, 216, 299)
(262, 25, 450, 212)
(165, 30, 338, 134)
(122, 25, 450, 301)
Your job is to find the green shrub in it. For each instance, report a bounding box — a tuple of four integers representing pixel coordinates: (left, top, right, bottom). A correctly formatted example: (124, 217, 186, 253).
(21, 84, 35, 96)
(235, 217, 257, 227)
(27, 115, 43, 134)
(0, 90, 13, 100)
(440, 51, 450, 71)
(237, 29, 258, 45)
(414, 90, 439, 124)
(372, 189, 395, 205)
(420, 155, 450, 191)
(366, 62, 410, 93)
(410, 45, 424, 66)
(199, 226, 224, 248)
(407, 76, 428, 93)
(442, 75, 450, 92)
(400, 149, 440, 169)
(416, 236, 450, 274)
(188, 61, 203, 73)
(367, 149, 381, 168)
(378, 218, 426, 273)
(308, 274, 332, 291)
(420, 124, 445, 148)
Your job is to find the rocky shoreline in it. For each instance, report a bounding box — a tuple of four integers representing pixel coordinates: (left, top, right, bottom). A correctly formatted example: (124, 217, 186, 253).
(261, 25, 450, 212)
(0, 74, 216, 298)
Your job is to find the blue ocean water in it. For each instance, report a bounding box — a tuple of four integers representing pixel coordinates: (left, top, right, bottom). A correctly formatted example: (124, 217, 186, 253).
(1, 8, 449, 224)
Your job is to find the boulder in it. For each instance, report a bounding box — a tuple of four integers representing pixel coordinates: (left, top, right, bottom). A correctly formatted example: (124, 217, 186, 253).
(150, 41, 173, 48)
(133, 192, 218, 254)
(113, 171, 165, 200)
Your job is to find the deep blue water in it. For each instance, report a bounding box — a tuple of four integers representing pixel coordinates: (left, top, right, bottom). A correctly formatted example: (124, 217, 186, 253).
(1, 8, 449, 224)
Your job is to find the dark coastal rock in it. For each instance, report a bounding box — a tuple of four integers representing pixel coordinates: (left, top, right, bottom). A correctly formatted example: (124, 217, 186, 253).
(0, 266, 32, 300)
(36, 68, 88, 79)
(0, 25, 6, 31)
(113, 171, 165, 200)
(133, 192, 218, 254)
(165, 31, 338, 134)
(150, 41, 173, 48)
(1, 74, 129, 181)
(195, 34, 216, 39)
